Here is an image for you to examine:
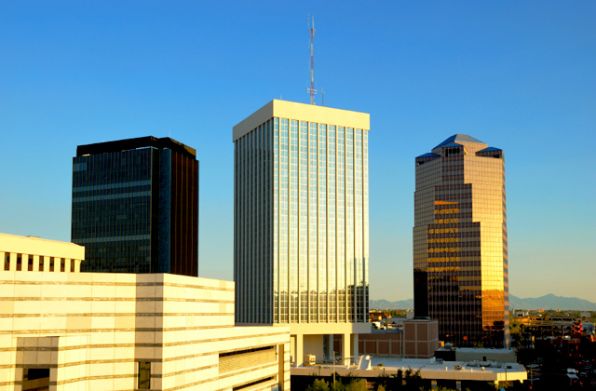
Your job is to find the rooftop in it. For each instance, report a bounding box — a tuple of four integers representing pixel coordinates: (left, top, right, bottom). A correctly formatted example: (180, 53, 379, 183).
(0, 232, 85, 261)
(233, 99, 370, 141)
(293, 357, 527, 383)
(76, 136, 196, 158)
(416, 133, 503, 161)
(434, 134, 485, 149)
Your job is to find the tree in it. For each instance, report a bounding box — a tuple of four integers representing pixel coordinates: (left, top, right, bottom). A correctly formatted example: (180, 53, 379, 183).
(396, 369, 404, 385)
(330, 380, 345, 391)
(345, 379, 368, 391)
(307, 378, 330, 391)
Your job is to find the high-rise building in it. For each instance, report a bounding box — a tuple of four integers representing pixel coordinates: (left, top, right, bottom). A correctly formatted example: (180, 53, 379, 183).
(413, 134, 509, 347)
(71, 136, 198, 276)
(233, 99, 371, 365)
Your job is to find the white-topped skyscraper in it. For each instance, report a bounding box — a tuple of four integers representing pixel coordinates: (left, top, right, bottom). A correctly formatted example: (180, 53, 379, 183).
(233, 99, 371, 365)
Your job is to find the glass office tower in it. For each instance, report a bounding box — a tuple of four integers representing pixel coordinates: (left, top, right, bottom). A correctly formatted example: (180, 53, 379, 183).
(71, 136, 199, 276)
(234, 100, 371, 365)
(414, 134, 509, 348)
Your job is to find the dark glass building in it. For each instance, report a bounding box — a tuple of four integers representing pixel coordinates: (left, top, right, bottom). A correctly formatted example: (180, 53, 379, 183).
(71, 136, 199, 276)
(413, 134, 509, 348)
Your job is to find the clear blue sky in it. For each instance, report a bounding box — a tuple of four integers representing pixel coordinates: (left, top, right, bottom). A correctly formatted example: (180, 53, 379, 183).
(1, 1, 595, 301)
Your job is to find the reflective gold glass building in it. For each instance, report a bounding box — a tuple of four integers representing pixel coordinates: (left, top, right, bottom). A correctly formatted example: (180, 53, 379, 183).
(233, 100, 371, 365)
(413, 134, 509, 348)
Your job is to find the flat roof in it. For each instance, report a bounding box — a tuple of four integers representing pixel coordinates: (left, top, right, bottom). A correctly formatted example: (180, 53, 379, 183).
(76, 136, 196, 158)
(0, 232, 85, 261)
(450, 347, 515, 354)
(293, 357, 527, 383)
(233, 99, 370, 141)
(371, 357, 526, 381)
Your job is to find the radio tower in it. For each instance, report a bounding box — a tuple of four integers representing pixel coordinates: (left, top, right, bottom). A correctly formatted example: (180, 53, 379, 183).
(308, 16, 317, 105)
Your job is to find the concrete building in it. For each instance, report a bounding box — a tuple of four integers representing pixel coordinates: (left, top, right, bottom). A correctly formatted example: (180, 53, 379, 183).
(1, 232, 84, 273)
(72, 136, 199, 276)
(293, 357, 526, 390)
(233, 100, 371, 366)
(413, 134, 509, 347)
(0, 233, 289, 390)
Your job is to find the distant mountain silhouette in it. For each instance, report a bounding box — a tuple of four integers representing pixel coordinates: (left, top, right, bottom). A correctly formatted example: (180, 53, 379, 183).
(370, 294, 596, 311)
(509, 294, 596, 311)
(370, 298, 413, 309)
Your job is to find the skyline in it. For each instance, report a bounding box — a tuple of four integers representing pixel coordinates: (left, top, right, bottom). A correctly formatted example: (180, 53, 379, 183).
(1, 1, 595, 302)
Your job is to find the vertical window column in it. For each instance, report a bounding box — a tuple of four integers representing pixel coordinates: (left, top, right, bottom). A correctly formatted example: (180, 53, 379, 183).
(273, 118, 280, 323)
(328, 125, 337, 322)
(318, 124, 327, 322)
(336, 127, 346, 322)
(289, 119, 299, 323)
(299, 121, 309, 322)
(308, 122, 318, 322)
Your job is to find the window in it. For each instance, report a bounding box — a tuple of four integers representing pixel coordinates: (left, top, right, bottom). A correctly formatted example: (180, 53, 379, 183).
(23, 367, 50, 390)
(138, 361, 151, 389)
(39, 257, 45, 271)
(28, 255, 33, 271)
(3, 253, 9, 271)
(219, 346, 276, 374)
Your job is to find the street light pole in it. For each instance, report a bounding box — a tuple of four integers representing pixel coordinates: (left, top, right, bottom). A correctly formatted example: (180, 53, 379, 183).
(332, 351, 336, 389)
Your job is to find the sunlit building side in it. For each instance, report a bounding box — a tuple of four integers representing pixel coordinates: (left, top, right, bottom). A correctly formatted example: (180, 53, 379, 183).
(413, 134, 509, 347)
(233, 99, 371, 365)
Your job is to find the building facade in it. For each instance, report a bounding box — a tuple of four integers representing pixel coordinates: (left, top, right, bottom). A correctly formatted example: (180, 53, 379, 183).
(413, 134, 509, 347)
(0, 233, 290, 390)
(353, 319, 439, 359)
(71, 136, 198, 276)
(233, 99, 371, 365)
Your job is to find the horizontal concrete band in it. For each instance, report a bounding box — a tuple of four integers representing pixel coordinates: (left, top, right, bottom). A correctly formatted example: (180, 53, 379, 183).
(0, 325, 236, 335)
(55, 373, 133, 386)
(2, 357, 290, 390)
(0, 351, 291, 370)
(1, 312, 233, 318)
(1, 331, 289, 352)
(1, 373, 132, 388)
(0, 279, 234, 292)
(152, 362, 286, 391)
(151, 363, 218, 379)
(161, 377, 218, 391)
(0, 297, 234, 303)
(217, 361, 280, 381)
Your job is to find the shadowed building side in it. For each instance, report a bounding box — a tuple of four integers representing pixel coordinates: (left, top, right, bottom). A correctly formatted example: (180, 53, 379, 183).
(71, 136, 198, 276)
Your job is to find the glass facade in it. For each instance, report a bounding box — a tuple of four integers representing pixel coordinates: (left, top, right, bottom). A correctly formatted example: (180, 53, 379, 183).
(413, 135, 509, 347)
(72, 137, 198, 276)
(234, 107, 370, 325)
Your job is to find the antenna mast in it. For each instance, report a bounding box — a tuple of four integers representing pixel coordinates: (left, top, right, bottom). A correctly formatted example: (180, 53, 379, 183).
(308, 16, 317, 105)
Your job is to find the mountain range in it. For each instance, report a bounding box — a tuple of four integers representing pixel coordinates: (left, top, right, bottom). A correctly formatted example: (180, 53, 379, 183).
(370, 294, 596, 311)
